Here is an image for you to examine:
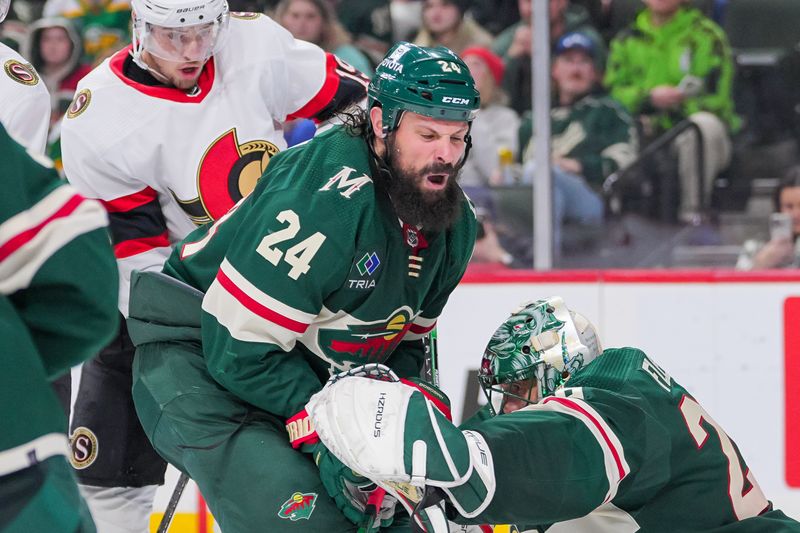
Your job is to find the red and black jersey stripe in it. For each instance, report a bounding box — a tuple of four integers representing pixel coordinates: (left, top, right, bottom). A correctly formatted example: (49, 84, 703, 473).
(100, 187, 170, 259)
(288, 54, 369, 123)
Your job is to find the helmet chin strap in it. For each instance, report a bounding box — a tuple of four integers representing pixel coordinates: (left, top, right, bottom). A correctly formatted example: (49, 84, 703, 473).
(132, 50, 173, 85)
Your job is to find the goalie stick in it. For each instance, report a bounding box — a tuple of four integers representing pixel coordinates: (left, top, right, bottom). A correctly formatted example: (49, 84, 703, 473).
(422, 328, 440, 387)
(157, 471, 190, 533)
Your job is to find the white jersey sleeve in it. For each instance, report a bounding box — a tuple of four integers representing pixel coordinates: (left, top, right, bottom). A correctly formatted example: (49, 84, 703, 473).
(0, 43, 51, 154)
(63, 108, 171, 316)
(235, 15, 367, 122)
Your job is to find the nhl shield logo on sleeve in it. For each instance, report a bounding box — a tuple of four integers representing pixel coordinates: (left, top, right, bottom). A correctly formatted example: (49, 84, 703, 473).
(3, 60, 39, 86)
(277, 492, 317, 521)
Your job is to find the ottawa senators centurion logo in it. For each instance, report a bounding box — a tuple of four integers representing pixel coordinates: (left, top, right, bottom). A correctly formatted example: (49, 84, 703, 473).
(173, 128, 279, 224)
(3, 59, 39, 86)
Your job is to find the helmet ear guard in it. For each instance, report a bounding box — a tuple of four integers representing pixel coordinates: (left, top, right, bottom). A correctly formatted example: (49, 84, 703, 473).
(478, 297, 602, 415)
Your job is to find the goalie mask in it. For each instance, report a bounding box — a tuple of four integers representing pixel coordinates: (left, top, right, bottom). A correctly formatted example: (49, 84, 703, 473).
(478, 297, 602, 415)
(131, 0, 229, 64)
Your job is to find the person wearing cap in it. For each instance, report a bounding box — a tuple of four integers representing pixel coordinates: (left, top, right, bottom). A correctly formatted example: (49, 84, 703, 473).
(459, 46, 519, 188)
(520, 30, 637, 254)
(493, 0, 605, 115)
(413, 0, 492, 55)
(604, 0, 738, 221)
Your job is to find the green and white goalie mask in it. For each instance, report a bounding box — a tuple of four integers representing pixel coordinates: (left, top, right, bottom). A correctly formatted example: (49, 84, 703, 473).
(479, 297, 602, 415)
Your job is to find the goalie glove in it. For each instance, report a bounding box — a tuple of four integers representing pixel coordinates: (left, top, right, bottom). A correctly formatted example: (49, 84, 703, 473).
(305, 374, 496, 523)
(304, 441, 396, 530)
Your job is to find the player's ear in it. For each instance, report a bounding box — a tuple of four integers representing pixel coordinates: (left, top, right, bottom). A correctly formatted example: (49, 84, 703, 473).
(369, 106, 386, 138)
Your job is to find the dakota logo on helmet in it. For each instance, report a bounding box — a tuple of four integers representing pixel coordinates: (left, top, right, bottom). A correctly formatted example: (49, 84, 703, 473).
(442, 96, 470, 105)
(175, 128, 278, 225)
(3, 59, 38, 86)
(69, 426, 98, 470)
(278, 492, 317, 521)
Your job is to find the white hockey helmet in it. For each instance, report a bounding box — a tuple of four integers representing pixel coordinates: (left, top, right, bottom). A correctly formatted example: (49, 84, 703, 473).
(131, 0, 229, 63)
(0, 0, 10, 23)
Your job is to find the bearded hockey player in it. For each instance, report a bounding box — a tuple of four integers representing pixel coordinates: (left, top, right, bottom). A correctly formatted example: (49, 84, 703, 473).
(125, 42, 479, 532)
(307, 297, 800, 533)
(0, 124, 118, 533)
(0, 0, 51, 153)
(59, 0, 369, 528)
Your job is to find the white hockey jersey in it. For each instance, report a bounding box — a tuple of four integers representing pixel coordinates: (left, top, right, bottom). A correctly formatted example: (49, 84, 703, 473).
(62, 13, 368, 313)
(0, 42, 51, 154)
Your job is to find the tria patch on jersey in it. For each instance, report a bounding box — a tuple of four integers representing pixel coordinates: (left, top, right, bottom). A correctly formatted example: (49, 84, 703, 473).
(69, 426, 99, 470)
(277, 492, 317, 521)
(346, 250, 382, 290)
(3, 59, 39, 86)
(66, 89, 92, 119)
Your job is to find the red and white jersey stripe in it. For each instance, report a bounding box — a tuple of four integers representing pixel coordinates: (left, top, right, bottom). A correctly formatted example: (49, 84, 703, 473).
(538, 388, 631, 504)
(0, 185, 108, 294)
(203, 259, 315, 350)
(405, 315, 437, 341)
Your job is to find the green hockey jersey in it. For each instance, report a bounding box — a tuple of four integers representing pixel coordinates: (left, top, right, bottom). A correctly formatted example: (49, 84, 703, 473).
(0, 124, 117, 458)
(161, 124, 476, 418)
(462, 348, 799, 532)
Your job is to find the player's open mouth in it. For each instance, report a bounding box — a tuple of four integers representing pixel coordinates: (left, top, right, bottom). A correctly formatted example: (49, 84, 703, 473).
(179, 66, 200, 77)
(425, 174, 448, 190)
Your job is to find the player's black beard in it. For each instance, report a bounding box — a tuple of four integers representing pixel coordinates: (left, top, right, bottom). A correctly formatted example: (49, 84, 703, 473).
(378, 136, 463, 232)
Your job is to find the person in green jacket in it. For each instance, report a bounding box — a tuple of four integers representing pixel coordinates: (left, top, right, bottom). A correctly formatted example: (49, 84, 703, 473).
(604, 0, 739, 221)
(520, 31, 637, 254)
(0, 124, 118, 533)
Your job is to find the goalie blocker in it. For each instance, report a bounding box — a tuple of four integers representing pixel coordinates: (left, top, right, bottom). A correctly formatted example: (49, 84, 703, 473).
(305, 370, 496, 527)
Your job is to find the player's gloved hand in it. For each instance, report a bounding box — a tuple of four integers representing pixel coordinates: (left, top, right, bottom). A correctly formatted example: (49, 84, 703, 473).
(303, 441, 396, 530)
(286, 367, 403, 531)
(306, 367, 497, 526)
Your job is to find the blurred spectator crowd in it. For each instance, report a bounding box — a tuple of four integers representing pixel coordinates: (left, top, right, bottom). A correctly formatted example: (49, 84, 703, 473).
(3, 0, 799, 269)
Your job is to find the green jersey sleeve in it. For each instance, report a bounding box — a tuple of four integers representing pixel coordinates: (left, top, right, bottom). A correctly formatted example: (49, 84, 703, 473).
(0, 125, 118, 378)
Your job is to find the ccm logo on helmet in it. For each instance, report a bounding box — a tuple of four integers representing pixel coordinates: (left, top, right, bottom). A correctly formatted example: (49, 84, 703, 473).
(442, 96, 470, 105)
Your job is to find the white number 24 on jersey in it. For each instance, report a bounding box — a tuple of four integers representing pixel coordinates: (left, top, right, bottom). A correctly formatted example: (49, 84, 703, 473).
(256, 209, 326, 280)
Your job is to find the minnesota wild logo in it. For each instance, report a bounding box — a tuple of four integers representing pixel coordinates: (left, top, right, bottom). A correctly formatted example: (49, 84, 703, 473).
(320, 308, 414, 364)
(278, 492, 317, 521)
